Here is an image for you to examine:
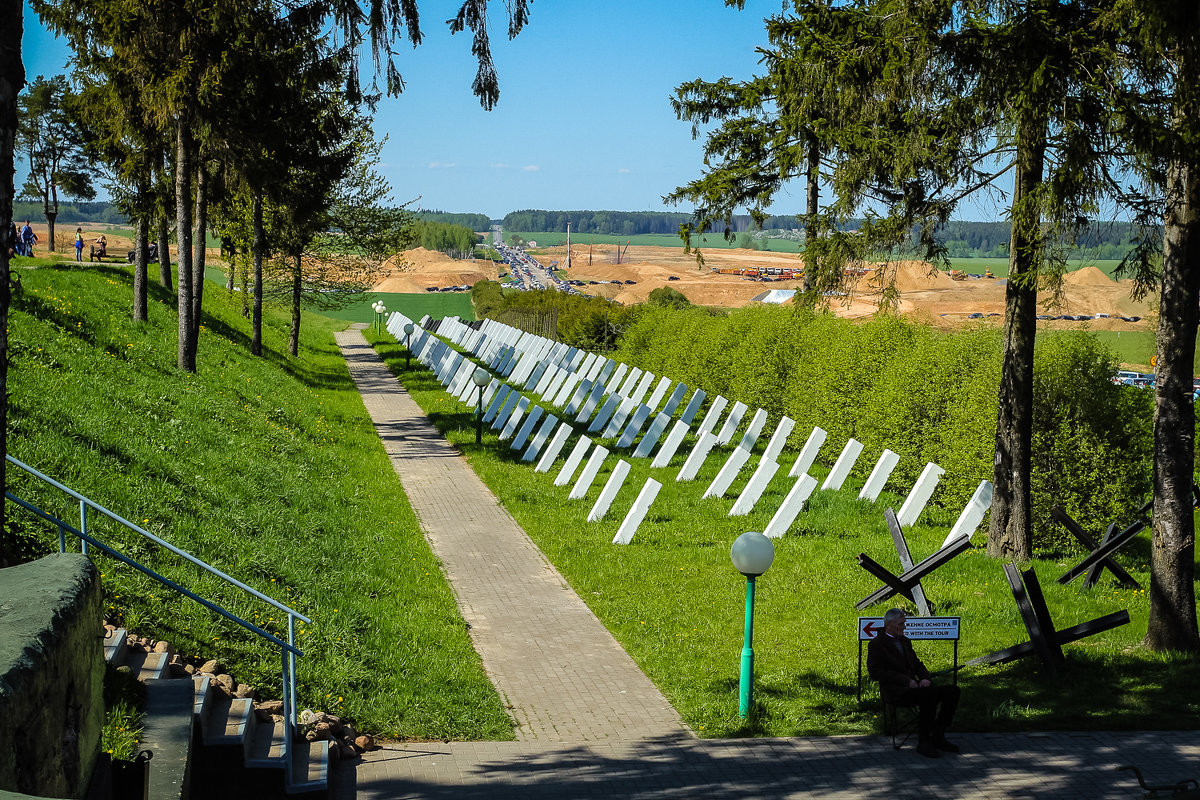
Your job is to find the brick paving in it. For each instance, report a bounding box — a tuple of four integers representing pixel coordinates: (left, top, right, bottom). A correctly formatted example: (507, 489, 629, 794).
(334, 326, 1200, 799)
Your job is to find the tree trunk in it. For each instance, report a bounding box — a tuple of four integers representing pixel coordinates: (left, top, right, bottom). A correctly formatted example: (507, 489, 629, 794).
(1146, 35, 1200, 652)
(157, 212, 172, 290)
(251, 188, 264, 357)
(290, 253, 302, 357)
(45, 209, 56, 253)
(987, 110, 1046, 562)
(133, 213, 148, 322)
(190, 163, 207, 348)
(174, 116, 195, 372)
(0, 0, 24, 564)
(802, 131, 819, 297)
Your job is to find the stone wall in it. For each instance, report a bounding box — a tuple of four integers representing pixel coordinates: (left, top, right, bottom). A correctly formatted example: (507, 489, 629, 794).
(0, 554, 104, 798)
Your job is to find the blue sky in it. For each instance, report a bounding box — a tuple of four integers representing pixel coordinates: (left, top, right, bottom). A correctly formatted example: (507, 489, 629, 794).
(22, 1, 1004, 222)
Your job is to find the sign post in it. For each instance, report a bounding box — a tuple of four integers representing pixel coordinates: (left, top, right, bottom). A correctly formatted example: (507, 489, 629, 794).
(856, 616, 961, 702)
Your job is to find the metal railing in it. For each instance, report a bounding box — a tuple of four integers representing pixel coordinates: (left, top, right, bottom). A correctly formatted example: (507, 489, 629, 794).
(5, 454, 311, 789)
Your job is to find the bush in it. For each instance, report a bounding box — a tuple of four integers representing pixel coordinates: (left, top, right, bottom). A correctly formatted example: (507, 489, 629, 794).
(613, 304, 1155, 545)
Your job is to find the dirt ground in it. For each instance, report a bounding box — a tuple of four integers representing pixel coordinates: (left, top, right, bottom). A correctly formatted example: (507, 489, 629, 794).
(517, 243, 1153, 333)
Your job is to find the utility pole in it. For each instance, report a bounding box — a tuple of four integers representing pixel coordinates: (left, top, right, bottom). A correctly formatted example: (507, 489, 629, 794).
(565, 221, 572, 270)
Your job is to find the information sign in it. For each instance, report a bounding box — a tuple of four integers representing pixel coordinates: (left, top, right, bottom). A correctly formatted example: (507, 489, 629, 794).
(858, 616, 960, 641)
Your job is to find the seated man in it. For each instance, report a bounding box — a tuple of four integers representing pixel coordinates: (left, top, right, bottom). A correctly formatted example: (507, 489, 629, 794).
(867, 607, 960, 758)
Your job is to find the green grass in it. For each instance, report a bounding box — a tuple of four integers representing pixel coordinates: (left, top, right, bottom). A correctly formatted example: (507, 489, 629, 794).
(314, 291, 475, 323)
(369, 329, 1200, 738)
(6, 263, 511, 740)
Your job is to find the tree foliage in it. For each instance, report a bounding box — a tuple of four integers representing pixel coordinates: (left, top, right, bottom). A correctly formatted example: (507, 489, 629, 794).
(16, 74, 95, 251)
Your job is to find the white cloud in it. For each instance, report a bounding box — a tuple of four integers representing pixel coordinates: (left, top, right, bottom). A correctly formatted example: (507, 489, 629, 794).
(491, 163, 508, 169)
(522, 164, 540, 172)
(428, 161, 457, 169)
(618, 167, 631, 174)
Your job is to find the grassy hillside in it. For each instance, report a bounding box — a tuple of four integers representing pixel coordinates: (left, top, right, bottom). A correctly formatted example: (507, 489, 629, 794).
(368, 329, 1200, 739)
(5, 262, 511, 740)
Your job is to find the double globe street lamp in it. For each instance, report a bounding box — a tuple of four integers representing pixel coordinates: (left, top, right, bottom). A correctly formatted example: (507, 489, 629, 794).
(730, 530, 775, 719)
(371, 301, 387, 334)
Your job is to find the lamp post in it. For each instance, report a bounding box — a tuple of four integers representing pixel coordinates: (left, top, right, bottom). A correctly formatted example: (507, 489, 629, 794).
(371, 301, 387, 333)
(402, 322, 415, 369)
(471, 367, 490, 444)
(730, 531, 775, 719)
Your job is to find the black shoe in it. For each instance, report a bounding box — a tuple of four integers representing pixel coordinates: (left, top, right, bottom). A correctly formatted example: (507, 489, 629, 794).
(933, 736, 960, 753)
(916, 740, 941, 758)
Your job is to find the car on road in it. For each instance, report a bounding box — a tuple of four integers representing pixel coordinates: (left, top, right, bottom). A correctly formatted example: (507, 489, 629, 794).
(668, 276, 680, 281)
(968, 312, 983, 319)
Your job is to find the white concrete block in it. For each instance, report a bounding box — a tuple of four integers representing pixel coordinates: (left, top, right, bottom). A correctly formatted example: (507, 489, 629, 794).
(613, 479, 663, 545)
(737, 409, 769, 452)
(555, 436, 592, 486)
(822, 438, 864, 490)
(661, 383, 689, 418)
(764, 474, 819, 539)
(632, 413, 672, 459)
(616, 405, 652, 449)
(789, 427, 828, 477)
(522, 414, 559, 462)
(490, 392, 522, 430)
(677, 432, 717, 482)
(704, 446, 752, 499)
(858, 449, 900, 502)
(588, 395, 622, 434)
(605, 363, 629, 393)
(552, 373, 583, 408)
(575, 382, 608, 423)
(533, 364, 560, 397)
(646, 377, 672, 413)
(651, 421, 690, 468)
(761, 416, 795, 464)
(498, 397, 530, 441)
(695, 395, 727, 438)
(564, 379, 593, 416)
(535, 423, 574, 473)
(715, 401, 749, 446)
(570, 446, 610, 500)
(896, 462, 946, 528)
(602, 397, 638, 439)
(618, 367, 643, 397)
(542, 368, 569, 404)
(942, 480, 993, 548)
(509, 404, 544, 449)
(729, 459, 781, 516)
(588, 459, 631, 522)
(523, 361, 548, 392)
(482, 385, 511, 423)
(628, 371, 655, 405)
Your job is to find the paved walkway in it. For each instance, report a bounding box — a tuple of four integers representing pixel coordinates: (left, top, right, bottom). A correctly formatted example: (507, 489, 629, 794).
(334, 326, 1200, 799)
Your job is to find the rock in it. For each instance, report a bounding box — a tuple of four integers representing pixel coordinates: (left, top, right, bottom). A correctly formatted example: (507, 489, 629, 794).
(299, 709, 318, 726)
(167, 662, 189, 679)
(354, 735, 374, 752)
(183, 664, 196, 676)
(153, 641, 171, 654)
(235, 684, 254, 699)
(313, 722, 334, 739)
(338, 738, 357, 759)
(305, 729, 319, 742)
(254, 707, 274, 723)
(342, 723, 358, 741)
(199, 660, 223, 675)
(256, 700, 284, 716)
(215, 674, 236, 693)
(115, 665, 132, 675)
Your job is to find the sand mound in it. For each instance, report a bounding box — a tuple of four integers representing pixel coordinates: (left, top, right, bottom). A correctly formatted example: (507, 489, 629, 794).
(1062, 266, 1115, 287)
(372, 247, 499, 293)
(888, 260, 957, 292)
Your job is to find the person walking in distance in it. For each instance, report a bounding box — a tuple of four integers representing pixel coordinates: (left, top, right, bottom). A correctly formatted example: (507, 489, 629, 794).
(867, 608, 960, 758)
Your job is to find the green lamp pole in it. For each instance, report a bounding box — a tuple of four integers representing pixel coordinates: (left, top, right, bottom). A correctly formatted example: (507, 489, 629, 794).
(730, 531, 775, 719)
(403, 322, 415, 370)
(471, 367, 490, 444)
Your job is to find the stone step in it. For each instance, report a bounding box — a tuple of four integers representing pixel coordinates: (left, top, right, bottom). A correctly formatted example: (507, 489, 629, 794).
(102, 626, 127, 664)
(289, 740, 330, 796)
(245, 717, 285, 768)
(140, 678, 194, 800)
(201, 694, 254, 746)
(122, 649, 169, 682)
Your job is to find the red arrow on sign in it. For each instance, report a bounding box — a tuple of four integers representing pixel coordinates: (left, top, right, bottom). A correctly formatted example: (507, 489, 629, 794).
(862, 621, 881, 637)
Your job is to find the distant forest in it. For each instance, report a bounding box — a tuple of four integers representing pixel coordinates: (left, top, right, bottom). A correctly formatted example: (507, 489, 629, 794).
(502, 209, 1150, 260)
(416, 210, 492, 231)
(13, 200, 128, 225)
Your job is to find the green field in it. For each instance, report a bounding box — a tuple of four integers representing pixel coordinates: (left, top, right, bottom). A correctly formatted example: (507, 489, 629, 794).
(946, 257, 1126, 278)
(369, 327, 1200, 739)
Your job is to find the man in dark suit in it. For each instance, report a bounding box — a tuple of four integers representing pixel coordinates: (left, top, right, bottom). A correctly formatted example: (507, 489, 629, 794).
(867, 607, 960, 758)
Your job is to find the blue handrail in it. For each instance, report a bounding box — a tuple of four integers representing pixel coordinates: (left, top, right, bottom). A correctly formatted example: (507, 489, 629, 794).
(5, 455, 311, 789)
